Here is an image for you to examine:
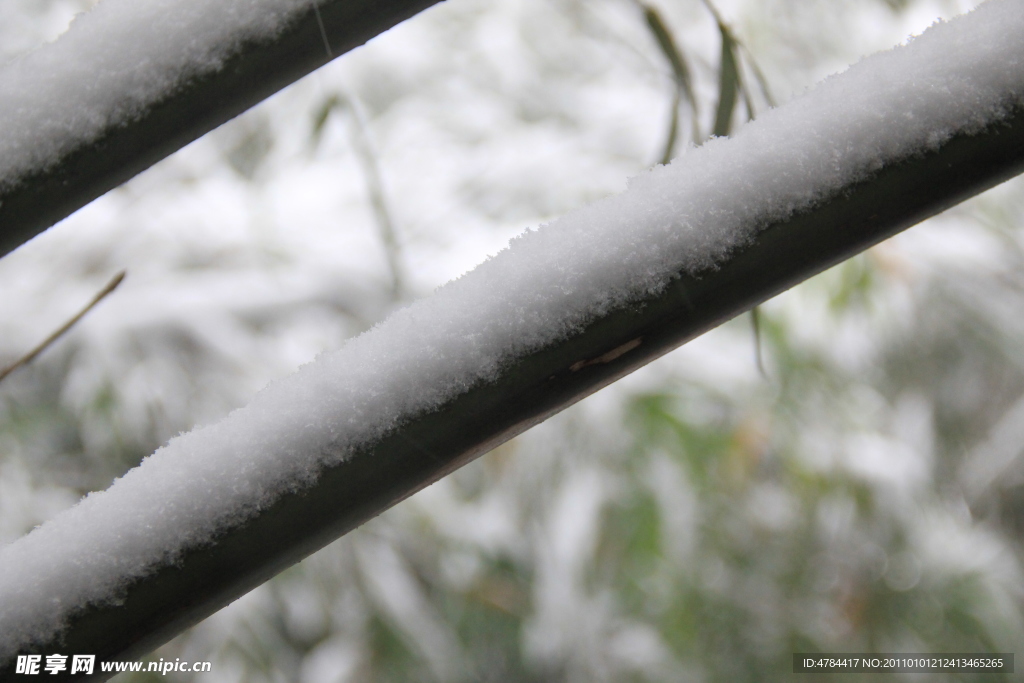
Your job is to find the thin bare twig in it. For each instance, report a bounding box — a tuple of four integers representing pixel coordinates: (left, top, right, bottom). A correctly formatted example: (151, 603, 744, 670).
(313, 94, 405, 300)
(0, 270, 126, 384)
(344, 100, 405, 300)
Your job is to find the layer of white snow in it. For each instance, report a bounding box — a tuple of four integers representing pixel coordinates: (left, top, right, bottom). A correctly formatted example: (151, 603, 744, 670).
(0, 0, 314, 189)
(2, 0, 1024, 661)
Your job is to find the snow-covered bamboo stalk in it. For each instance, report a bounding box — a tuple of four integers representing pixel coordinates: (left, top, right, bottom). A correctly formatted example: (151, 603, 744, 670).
(0, 0, 441, 258)
(3, 0, 1024, 677)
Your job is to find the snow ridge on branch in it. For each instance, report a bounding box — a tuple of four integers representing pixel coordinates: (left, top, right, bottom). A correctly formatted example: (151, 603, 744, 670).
(0, 0, 312, 189)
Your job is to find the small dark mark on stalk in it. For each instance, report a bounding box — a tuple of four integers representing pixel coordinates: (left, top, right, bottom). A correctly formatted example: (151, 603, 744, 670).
(570, 337, 643, 372)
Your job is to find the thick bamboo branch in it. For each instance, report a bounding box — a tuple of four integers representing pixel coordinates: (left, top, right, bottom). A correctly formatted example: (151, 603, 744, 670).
(0, 0, 442, 259)
(6, 102, 1023, 681)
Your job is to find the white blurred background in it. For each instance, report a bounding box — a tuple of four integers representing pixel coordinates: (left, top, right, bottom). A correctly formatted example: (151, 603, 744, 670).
(2, 0, 1023, 680)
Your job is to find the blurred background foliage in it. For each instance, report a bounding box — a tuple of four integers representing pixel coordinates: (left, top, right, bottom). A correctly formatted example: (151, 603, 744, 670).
(1, 0, 1022, 680)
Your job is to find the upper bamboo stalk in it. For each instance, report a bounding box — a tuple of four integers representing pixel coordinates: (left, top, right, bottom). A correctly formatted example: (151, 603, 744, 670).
(0, 0, 442, 258)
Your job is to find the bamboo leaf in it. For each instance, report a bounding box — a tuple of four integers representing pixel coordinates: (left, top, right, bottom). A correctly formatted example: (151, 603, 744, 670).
(642, 4, 700, 157)
(311, 94, 342, 146)
(750, 305, 766, 379)
(739, 77, 757, 122)
(643, 5, 696, 103)
(712, 21, 741, 137)
(660, 91, 681, 165)
(739, 42, 777, 109)
(701, 0, 775, 122)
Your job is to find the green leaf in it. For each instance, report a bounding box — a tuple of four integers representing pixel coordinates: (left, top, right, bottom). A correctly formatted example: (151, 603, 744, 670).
(750, 305, 767, 378)
(712, 21, 741, 138)
(701, 0, 775, 124)
(310, 94, 343, 146)
(643, 5, 696, 103)
(739, 42, 777, 109)
(660, 92, 681, 166)
(642, 4, 700, 157)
